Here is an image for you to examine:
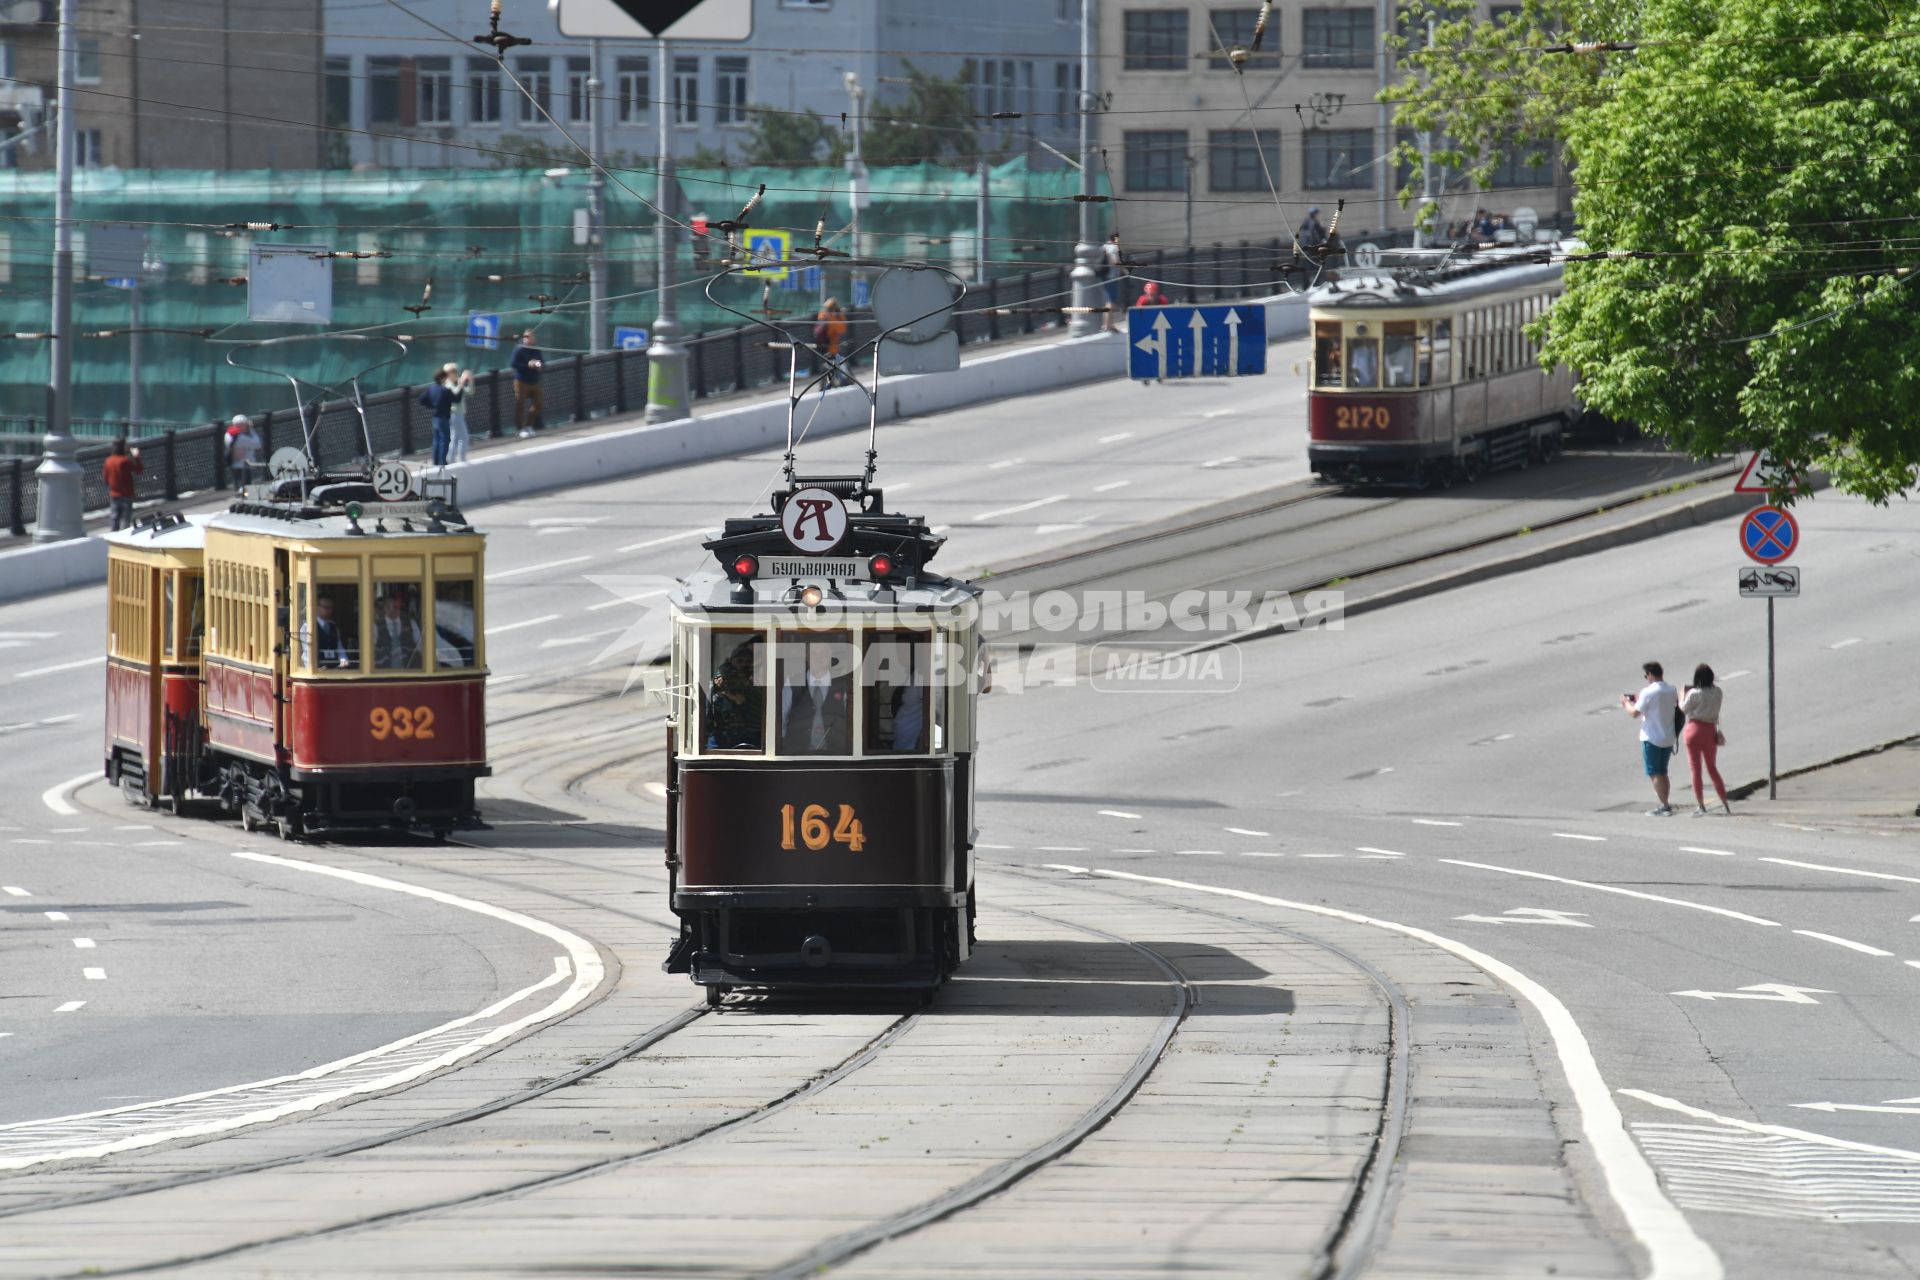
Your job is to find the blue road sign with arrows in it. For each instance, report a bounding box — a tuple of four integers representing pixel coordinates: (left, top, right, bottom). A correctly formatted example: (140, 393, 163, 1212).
(466, 311, 501, 350)
(1128, 304, 1267, 381)
(614, 325, 649, 350)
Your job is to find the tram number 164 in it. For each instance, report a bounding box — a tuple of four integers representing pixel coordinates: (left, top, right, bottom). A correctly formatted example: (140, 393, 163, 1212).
(779, 803, 867, 853)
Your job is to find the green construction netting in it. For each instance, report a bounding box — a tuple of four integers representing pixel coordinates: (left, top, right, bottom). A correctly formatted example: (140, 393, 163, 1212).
(0, 157, 1097, 430)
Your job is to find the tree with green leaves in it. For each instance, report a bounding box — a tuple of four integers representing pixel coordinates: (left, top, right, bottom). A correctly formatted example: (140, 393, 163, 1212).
(862, 64, 1007, 167)
(739, 107, 847, 166)
(1390, 0, 1920, 502)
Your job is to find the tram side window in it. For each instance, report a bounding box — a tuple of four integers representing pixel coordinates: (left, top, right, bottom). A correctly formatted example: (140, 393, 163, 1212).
(1313, 322, 1343, 386)
(311, 583, 360, 670)
(1383, 321, 1417, 388)
(434, 578, 477, 668)
(778, 633, 855, 756)
(162, 575, 175, 660)
(183, 574, 203, 658)
(703, 632, 765, 752)
(1346, 331, 1379, 389)
(864, 632, 929, 754)
(372, 582, 425, 671)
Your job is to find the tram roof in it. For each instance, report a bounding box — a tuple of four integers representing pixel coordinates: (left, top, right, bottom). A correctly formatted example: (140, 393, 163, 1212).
(1309, 240, 1578, 310)
(673, 572, 976, 618)
(205, 505, 479, 542)
(105, 512, 212, 551)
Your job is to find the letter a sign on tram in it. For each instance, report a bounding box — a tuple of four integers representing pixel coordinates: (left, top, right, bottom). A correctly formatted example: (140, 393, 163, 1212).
(1740, 505, 1798, 565)
(781, 487, 848, 555)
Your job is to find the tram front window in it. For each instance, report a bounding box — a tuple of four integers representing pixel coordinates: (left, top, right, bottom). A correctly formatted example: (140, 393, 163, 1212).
(865, 632, 929, 754)
(1313, 322, 1342, 386)
(1347, 336, 1379, 388)
(704, 633, 765, 752)
(778, 635, 854, 756)
(311, 585, 359, 670)
(435, 578, 477, 668)
(1383, 322, 1417, 387)
(373, 583, 425, 670)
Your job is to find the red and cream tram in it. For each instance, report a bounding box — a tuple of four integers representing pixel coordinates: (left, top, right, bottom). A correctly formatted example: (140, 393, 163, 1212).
(105, 476, 490, 837)
(1307, 246, 1581, 487)
(662, 483, 984, 999)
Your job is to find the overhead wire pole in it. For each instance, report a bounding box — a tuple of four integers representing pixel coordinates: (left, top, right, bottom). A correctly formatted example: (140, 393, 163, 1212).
(35, 0, 82, 542)
(586, 36, 606, 354)
(645, 34, 690, 422)
(845, 71, 866, 305)
(1066, 0, 1099, 337)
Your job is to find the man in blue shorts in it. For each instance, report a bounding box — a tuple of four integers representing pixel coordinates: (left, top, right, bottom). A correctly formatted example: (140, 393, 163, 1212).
(1621, 661, 1678, 815)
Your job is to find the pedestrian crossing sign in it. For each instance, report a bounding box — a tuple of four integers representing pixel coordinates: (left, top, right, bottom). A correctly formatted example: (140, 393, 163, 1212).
(741, 228, 790, 280)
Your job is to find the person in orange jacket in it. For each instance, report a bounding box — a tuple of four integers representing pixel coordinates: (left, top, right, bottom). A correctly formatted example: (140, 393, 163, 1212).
(813, 298, 850, 386)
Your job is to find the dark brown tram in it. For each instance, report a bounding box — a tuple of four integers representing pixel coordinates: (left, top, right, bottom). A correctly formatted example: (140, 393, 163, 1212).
(661, 484, 984, 999)
(1307, 246, 1581, 487)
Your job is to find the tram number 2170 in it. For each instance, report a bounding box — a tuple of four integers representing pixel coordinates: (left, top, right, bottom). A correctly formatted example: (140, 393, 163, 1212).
(1333, 403, 1392, 432)
(779, 803, 867, 853)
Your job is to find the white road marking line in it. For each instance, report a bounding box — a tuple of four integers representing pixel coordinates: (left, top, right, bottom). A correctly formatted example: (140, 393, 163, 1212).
(976, 843, 1014, 850)
(488, 555, 593, 581)
(1240, 852, 1283, 858)
(486, 673, 528, 686)
(0, 631, 58, 640)
(38, 714, 77, 726)
(82, 968, 105, 980)
(1630, 1088, 1920, 1163)
(1174, 850, 1225, 856)
(1299, 853, 1343, 859)
(973, 494, 1068, 522)
(930, 525, 951, 536)
(1077, 868, 1723, 1280)
(53, 1001, 85, 1013)
(44, 911, 67, 921)
(888, 481, 913, 492)
(615, 529, 707, 554)
(1355, 847, 1405, 857)
(1721, 670, 1753, 681)
(2, 886, 27, 896)
(1681, 847, 1737, 857)
(1034, 522, 1087, 536)
(1199, 456, 1239, 469)
(14, 656, 104, 679)
(1553, 832, 1608, 842)
(134, 840, 180, 848)
(1042, 863, 1090, 874)
(1669, 982, 1831, 1005)
(1829, 637, 1864, 650)
(1097, 810, 1143, 820)
(587, 589, 669, 613)
(643, 781, 668, 800)
(1763, 856, 1920, 886)
(42, 771, 95, 816)
(1093, 479, 1131, 493)
(11, 839, 50, 846)
(528, 516, 606, 527)
(484, 613, 561, 636)
(71, 939, 94, 949)
(1200, 407, 1237, 419)
(50, 827, 85, 833)
(1224, 826, 1269, 837)
(115, 824, 153, 831)
(1794, 930, 1893, 957)
(1097, 431, 1133, 444)
(1442, 859, 1781, 926)
(1036, 845, 1086, 852)
(1114, 848, 1158, 854)
(538, 627, 626, 650)
(988, 458, 1023, 469)
(1411, 819, 1462, 827)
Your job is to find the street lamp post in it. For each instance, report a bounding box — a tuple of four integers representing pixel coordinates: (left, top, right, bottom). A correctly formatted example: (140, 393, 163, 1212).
(644, 35, 690, 423)
(844, 71, 867, 304)
(1067, 0, 1100, 337)
(586, 37, 607, 354)
(34, 0, 83, 542)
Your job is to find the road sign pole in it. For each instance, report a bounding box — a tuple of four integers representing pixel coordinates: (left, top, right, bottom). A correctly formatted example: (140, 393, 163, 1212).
(645, 35, 690, 424)
(586, 38, 607, 356)
(1067, 0, 1100, 337)
(34, 0, 83, 542)
(128, 281, 142, 426)
(1768, 595, 1778, 800)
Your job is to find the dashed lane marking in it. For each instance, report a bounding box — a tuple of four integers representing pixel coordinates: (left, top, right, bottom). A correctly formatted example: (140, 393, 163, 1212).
(1763, 856, 1920, 886)
(1681, 847, 1737, 857)
(1722, 670, 1754, 681)
(1093, 479, 1130, 493)
(1441, 859, 1782, 926)
(1829, 637, 1864, 650)
(484, 613, 561, 636)
(11, 840, 51, 846)
(1240, 852, 1283, 858)
(43, 912, 67, 921)
(1074, 869, 1724, 1280)
(1113, 848, 1157, 854)
(1035, 845, 1087, 852)
(1411, 819, 1462, 827)
(1224, 826, 1269, 837)
(988, 458, 1024, 469)
(53, 1001, 85, 1013)
(614, 528, 707, 554)
(1554, 832, 1608, 842)
(486, 674, 528, 686)
(14, 656, 104, 680)
(82, 968, 105, 980)
(1173, 850, 1225, 856)
(1355, 847, 1406, 857)
(1097, 431, 1133, 444)
(2, 887, 26, 896)
(1793, 930, 1893, 958)
(42, 771, 95, 816)
(527, 516, 607, 527)
(1199, 456, 1240, 469)
(71, 939, 94, 949)
(488, 554, 593, 581)
(586, 589, 669, 613)
(134, 840, 181, 848)
(972, 494, 1069, 523)
(1097, 810, 1143, 820)
(976, 843, 1014, 850)
(1298, 853, 1344, 859)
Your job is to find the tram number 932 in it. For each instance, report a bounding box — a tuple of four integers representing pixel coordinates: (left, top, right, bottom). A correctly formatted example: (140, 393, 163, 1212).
(778, 803, 867, 853)
(369, 705, 438, 741)
(1333, 404, 1391, 432)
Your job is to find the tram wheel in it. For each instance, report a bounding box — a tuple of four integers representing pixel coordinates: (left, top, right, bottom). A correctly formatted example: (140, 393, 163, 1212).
(1409, 463, 1432, 492)
(240, 808, 256, 833)
(274, 816, 300, 841)
(1436, 460, 1456, 490)
(1464, 450, 1487, 483)
(704, 985, 730, 1008)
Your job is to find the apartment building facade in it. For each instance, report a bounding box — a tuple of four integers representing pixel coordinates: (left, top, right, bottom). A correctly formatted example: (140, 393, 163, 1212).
(1099, 1, 1571, 251)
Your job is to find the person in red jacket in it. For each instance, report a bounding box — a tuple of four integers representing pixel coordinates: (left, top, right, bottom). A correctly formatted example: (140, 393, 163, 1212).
(103, 437, 143, 531)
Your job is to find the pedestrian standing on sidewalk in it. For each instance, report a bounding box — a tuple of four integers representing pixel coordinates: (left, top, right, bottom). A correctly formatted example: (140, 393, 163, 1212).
(442, 362, 473, 463)
(227, 415, 261, 489)
(1099, 231, 1124, 331)
(510, 331, 544, 437)
(812, 298, 848, 386)
(418, 369, 455, 468)
(103, 436, 143, 531)
(1680, 664, 1732, 816)
(1621, 660, 1679, 815)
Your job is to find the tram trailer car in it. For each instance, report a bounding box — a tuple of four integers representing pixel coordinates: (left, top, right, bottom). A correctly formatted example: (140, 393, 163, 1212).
(105, 487, 490, 837)
(1307, 247, 1584, 488)
(663, 492, 983, 998)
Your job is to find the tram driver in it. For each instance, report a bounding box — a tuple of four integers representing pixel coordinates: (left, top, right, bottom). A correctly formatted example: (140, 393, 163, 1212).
(373, 587, 425, 670)
(779, 640, 853, 756)
(706, 638, 765, 751)
(310, 592, 355, 669)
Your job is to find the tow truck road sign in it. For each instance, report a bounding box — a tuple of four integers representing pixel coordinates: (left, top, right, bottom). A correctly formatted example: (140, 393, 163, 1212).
(1128, 304, 1267, 381)
(1740, 504, 1798, 565)
(1740, 565, 1800, 598)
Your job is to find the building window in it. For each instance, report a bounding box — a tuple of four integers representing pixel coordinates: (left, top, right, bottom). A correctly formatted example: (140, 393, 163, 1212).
(673, 55, 699, 126)
(324, 56, 350, 125)
(1207, 128, 1279, 191)
(367, 56, 401, 125)
(1304, 127, 1369, 188)
(468, 61, 502, 124)
(715, 55, 747, 125)
(566, 56, 591, 123)
(1124, 10, 1188, 70)
(514, 56, 551, 124)
(76, 127, 102, 167)
(1206, 9, 1280, 68)
(1124, 129, 1186, 191)
(1491, 141, 1555, 189)
(75, 37, 99, 84)
(418, 56, 453, 125)
(0, 40, 13, 80)
(1053, 61, 1073, 125)
(1303, 9, 1374, 68)
(616, 56, 649, 123)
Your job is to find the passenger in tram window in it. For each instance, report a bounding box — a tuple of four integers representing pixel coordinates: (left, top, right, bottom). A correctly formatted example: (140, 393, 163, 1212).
(434, 578, 477, 668)
(1347, 338, 1378, 389)
(373, 586, 425, 670)
(779, 640, 853, 756)
(1383, 327, 1417, 388)
(1313, 324, 1342, 386)
(311, 591, 356, 669)
(705, 638, 765, 751)
(864, 635, 928, 753)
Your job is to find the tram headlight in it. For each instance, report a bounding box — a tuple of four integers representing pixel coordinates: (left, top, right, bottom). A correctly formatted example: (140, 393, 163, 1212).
(868, 553, 894, 579)
(731, 554, 758, 580)
(800, 585, 824, 608)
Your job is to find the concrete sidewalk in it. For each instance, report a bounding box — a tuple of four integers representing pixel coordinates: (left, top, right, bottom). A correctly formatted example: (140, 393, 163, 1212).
(1728, 732, 1920, 832)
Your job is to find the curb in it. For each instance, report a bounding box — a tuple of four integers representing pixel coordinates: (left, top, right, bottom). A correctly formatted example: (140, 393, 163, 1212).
(1726, 731, 1920, 804)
